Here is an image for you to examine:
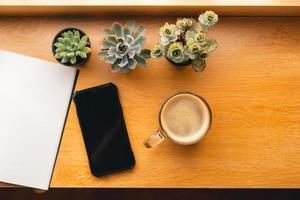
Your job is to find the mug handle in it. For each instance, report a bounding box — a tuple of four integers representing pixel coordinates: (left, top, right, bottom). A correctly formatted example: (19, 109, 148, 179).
(144, 130, 166, 148)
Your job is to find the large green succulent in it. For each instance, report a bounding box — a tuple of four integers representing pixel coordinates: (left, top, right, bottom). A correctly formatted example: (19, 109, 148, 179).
(151, 11, 218, 72)
(99, 21, 151, 73)
(54, 30, 91, 65)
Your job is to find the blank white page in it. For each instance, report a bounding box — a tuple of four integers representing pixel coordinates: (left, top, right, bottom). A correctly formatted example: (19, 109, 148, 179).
(0, 50, 78, 190)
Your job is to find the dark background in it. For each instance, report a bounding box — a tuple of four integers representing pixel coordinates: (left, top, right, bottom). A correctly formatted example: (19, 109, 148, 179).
(0, 189, 299, 200)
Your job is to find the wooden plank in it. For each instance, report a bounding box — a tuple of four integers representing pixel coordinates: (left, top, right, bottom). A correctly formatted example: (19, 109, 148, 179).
(0, 0, 300, 16)
(2, 0, 300, 6)
(0, 6, 300, 16)
(0, 6, 299, 17)
(0, 16, 300, 188)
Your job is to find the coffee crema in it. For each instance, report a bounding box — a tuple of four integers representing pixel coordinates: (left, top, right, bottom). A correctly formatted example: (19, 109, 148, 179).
(160, 93, 211, 145)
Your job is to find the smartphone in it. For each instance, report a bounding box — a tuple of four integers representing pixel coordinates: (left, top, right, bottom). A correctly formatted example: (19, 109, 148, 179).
(73, 83, 135, 177)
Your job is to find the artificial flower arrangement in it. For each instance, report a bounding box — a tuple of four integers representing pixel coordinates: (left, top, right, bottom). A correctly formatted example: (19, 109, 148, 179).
(99, 21, 151, 73)
(151, 11, 218, 72)
(52, 28, 91, 66)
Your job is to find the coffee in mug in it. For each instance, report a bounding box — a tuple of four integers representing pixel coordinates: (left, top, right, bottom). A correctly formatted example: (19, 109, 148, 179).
(144, 92, 212, 148)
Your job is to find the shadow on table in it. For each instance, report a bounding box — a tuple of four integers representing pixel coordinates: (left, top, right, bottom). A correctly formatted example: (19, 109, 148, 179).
(0, 188, 299, 200)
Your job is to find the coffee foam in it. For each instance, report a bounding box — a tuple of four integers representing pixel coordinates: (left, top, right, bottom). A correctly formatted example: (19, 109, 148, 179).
(160, 93, 211, 145)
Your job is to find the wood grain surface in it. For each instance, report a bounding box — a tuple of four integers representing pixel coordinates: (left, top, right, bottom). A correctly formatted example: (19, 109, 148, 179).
(1, 6, 300, 17)
(1, 1, 300, 16)
(1, 0, 299, 5)
(0, 16, 300, 188)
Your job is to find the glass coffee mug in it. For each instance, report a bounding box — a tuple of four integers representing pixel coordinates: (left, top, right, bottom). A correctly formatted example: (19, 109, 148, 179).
(144, 92, 212, 148)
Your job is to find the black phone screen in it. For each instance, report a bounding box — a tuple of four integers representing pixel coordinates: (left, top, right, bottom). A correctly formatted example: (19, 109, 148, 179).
(73, 83, 135, 176)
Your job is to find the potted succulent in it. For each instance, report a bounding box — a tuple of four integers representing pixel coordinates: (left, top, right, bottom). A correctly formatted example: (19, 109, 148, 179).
(52, 28, 91, 66)
(99, 21, 151, 73)
(151, 11, 218, 72)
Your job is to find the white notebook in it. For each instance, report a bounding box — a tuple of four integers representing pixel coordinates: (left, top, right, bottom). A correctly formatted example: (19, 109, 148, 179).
(0, 50, 78, 190)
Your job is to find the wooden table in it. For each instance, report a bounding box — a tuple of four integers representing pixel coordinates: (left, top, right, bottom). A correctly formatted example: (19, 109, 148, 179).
(0, 16, 300, 188)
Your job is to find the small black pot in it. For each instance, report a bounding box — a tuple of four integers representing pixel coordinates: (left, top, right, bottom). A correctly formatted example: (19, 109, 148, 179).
(52, 27, 91, 67)
(166, 56, 192, 67)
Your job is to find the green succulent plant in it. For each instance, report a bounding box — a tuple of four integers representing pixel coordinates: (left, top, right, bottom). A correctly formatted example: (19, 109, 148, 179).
(176, 18, 193, 33)
(159, 23, 179, 46)
(99, 21, 151, 73)
(166, 42, 188, 64)
(198, 11, 218, 32)
(151, 43, 165, 58)
(151, 11, 218, 72)
(54, 30, 91, 65)
(185, 40, 202, 60)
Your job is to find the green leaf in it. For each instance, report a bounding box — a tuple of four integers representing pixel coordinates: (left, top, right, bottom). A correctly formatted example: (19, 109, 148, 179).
(74, 36, 80, 44)
(127, 50, 134, 58)
(98, 50, 109, 60)
(134, 54, 146, 68)
(80, 35, 88, 43)
(191, 18, 202, 32)
(54, 53, 62, 59)
(200, 24, 209, 32)
(57, 43, 65, 48)
(123, 27, 131, 37)
(118, 56, 128, 67)
(70, 56, 77, 64)
(63, 38, 71, 46)
(127, 20, 136, 33)
(106, 55, 117, 64)
(103, 29, 114, 36)
(131, 44, 141, 54)
(133, 26, 145, 39)
(57, 37, 64, 43)
(61, 56, 69, 63)
(105, 35, 118, 44)
(62, 32, 68, 38)
(112, 22, 123, 37)
(66, 45, 74, 51)
(67, 31, 73, 39)
(78, 41, 87, 49)
(140, 49, 151, 59)
(59, 52, 67, 57)
(83, 47, 91, 54)
(192, 59, 206, 72)
(54, 42, 60, 48)
(126, 35, 134, 44)
(74, 31, 80, 38)
(55, 48, 62, 53)
(128, 58, 137, 69)
(55, 46, 65, 53)
(78, 52, 87, 59)
(185, 30, 196, 42)
(102, 40, 116, 48)
(120, 66, 129, 73)
(108, 47, 117, 56)
(133, 36, 145, 46)
(67, 52, 75, 57)
(111, 59, 121, 72)
(206, 39, 218, 52)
